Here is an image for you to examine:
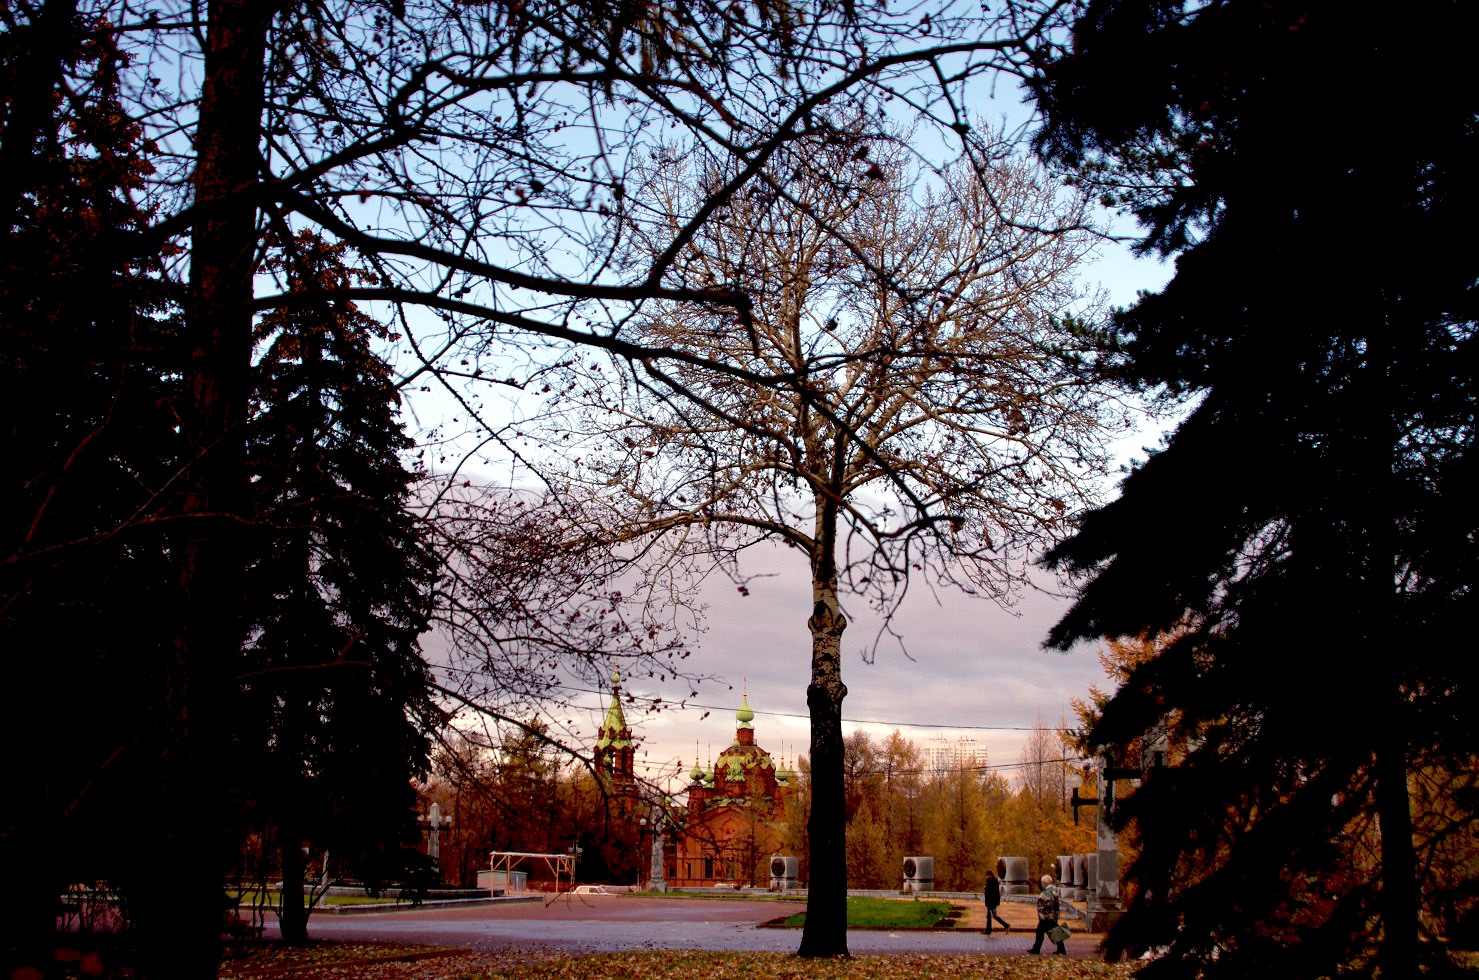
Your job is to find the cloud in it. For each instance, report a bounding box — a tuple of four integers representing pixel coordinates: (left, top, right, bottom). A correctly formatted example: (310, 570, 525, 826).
(596, 542, 1108, 795)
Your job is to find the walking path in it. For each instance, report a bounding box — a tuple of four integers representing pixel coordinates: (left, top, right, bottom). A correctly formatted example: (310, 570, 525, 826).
(268, 894, 1102, 959)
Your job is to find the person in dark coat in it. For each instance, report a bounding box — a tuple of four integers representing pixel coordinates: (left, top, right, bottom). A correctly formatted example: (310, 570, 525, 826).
(983, 870, 1010, 935)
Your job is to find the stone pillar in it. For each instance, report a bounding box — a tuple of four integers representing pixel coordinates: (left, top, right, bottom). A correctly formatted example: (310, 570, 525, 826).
(1085, 853, 1099, 905)
(1087, 751, 1123, 932)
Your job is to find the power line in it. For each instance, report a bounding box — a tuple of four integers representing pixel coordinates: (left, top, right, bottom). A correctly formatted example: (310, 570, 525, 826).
(425, 665, 1082, 735)
(552, 682, 1077, 734)
(616, 753, 1092, 781)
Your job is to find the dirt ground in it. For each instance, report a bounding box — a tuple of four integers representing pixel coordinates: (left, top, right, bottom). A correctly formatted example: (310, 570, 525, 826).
(955, 897, 1088, 937)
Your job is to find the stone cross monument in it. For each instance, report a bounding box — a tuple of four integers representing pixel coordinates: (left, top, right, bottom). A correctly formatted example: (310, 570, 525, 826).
(648, 822, 667, 892)
(1086, 750, 1124, 932)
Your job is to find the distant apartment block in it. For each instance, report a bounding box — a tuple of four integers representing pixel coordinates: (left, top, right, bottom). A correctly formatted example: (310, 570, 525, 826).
(921, 734, 988, 776)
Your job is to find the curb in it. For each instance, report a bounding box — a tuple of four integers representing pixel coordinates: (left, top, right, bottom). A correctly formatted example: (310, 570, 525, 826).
(315, 895, 542, 914)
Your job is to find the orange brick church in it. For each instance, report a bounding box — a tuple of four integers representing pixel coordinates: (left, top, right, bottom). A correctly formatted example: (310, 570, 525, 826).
(671, 690, 795, 888)
(596, 675, 797, 889)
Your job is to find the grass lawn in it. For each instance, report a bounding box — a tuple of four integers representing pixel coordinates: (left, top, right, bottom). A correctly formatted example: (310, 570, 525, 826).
(317, 894, 416, 906)
(776, 896, 958, 929)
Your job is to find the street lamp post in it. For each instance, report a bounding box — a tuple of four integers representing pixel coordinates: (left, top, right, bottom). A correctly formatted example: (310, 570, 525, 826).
(638, 817, 648, 888)
(566, 837, 583, 891)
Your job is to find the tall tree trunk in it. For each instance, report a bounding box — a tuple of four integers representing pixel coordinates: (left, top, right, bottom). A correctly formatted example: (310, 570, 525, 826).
(798, 506, 849, 958)
(1363, 306, 1420, 980)
(139, 1, 274, 975)
(1373, 728, 1419, 979)
(278, 816, 309, 944)
(1368, 537, 1419, 978)
(277, 702, 310, 943)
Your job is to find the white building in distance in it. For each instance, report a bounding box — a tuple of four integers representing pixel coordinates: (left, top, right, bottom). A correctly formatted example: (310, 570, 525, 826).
(921, 735, 988, 776)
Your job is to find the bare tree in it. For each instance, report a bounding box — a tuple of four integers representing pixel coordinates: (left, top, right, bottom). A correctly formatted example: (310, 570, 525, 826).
(534, 123, 1122, 953)
(422, 482, 710, 738)
(1008, 714, 1088, 878)
(1015, 713, 1065, 806)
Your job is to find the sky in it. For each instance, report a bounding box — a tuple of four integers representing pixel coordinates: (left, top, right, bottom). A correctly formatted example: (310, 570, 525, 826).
(602, 546, 1119, 795)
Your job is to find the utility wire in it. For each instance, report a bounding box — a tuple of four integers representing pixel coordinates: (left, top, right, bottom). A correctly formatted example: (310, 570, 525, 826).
(551, 682, 1079, 733)
(427, 665, 1079, 733)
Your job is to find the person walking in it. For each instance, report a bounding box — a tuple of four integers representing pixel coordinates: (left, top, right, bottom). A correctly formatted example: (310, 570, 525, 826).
(1028, 873, 1068, 955)
(983, 870, 1010, 935)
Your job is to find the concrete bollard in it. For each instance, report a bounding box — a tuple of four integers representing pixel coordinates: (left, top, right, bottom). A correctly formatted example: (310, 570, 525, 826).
(999, 856, 1030, 895)
(1068, 853, 1088, 901)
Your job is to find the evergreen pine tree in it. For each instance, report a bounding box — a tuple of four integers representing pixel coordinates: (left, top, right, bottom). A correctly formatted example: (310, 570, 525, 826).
(0, 13, 182, 971)
(1032, 3, 1477, 978)
(238, 230, 438, 941)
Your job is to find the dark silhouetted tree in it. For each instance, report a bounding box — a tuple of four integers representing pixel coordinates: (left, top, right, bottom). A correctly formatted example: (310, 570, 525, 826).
(237, 231, 438, 941)
(1032, 2, 1478, 977)
(0, 9, 182, 974)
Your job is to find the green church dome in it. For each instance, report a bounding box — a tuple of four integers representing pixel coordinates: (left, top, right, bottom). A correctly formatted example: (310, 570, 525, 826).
(736, 691, 754, 729)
